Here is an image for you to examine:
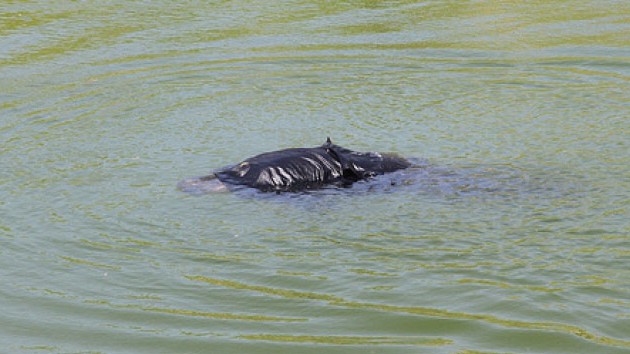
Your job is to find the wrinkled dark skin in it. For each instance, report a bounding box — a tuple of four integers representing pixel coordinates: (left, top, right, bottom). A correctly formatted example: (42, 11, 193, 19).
(211, 138, 411, 193)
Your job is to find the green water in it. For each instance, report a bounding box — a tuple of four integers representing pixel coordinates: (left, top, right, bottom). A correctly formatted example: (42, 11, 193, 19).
(1, 1, 629, 353)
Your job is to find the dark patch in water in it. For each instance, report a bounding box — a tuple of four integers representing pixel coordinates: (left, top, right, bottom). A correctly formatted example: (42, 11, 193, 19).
(178, 158, 580, 202)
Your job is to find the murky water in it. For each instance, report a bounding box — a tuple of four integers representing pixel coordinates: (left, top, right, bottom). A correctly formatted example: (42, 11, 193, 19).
(1, 1, 629, 353)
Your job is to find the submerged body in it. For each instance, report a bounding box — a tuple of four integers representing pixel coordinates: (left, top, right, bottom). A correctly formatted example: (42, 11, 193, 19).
(179, 138, 411, 193)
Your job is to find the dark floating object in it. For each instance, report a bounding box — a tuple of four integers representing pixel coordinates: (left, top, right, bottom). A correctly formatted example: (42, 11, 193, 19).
(178, 138, 411, 193)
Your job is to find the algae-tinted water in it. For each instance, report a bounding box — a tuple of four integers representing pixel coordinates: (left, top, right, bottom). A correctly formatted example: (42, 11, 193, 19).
(1, 1, 629, 353)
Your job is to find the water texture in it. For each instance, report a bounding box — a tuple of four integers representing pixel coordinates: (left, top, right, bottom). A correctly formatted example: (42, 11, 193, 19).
(1, 1, 629, 353)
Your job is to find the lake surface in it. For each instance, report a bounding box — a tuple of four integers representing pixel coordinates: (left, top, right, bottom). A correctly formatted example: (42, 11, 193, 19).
(1, 1, 629, 353)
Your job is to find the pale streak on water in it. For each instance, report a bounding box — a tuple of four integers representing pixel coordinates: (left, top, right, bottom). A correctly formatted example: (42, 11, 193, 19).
(1, 1, 629, 353)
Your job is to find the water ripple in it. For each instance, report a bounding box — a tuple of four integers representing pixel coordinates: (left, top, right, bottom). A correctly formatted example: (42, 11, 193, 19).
(187, 275, 630, 348)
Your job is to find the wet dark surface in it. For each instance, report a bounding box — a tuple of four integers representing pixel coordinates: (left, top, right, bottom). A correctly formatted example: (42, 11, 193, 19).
(179, 158, 580, 202)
